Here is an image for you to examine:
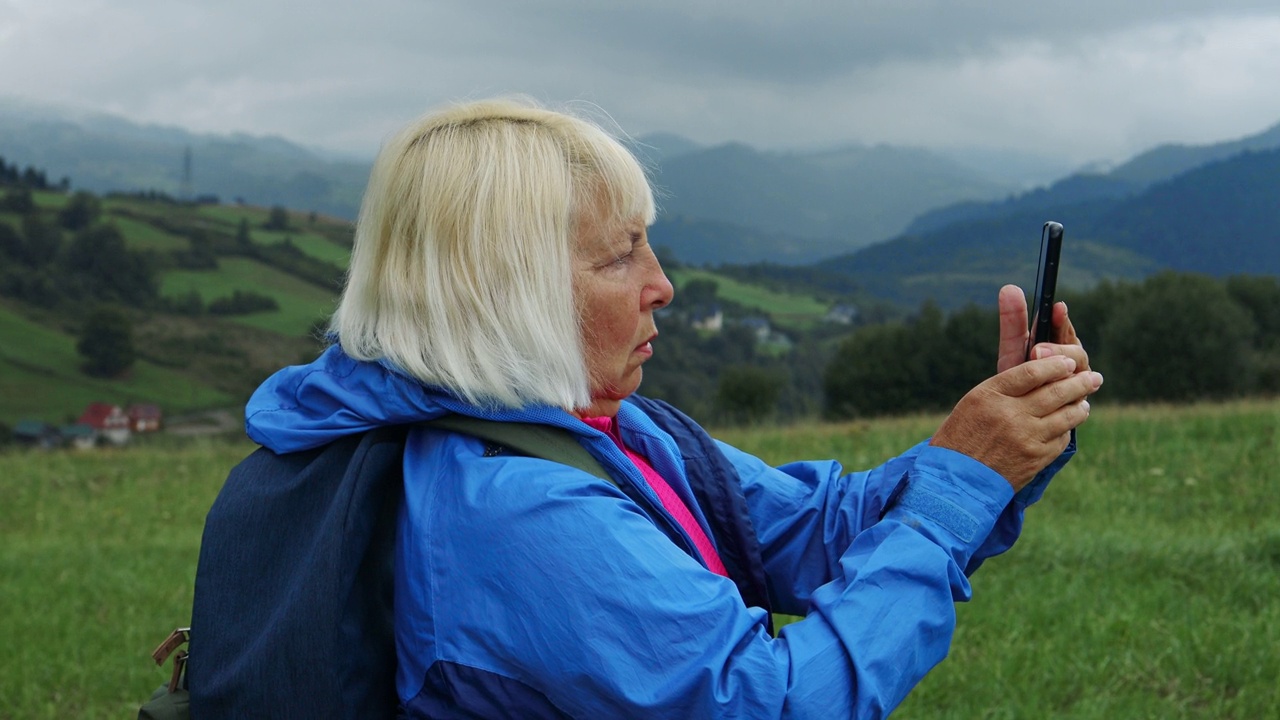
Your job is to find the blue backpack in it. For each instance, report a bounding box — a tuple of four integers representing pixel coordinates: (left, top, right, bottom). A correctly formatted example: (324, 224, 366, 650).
(145, 398, 770, 718)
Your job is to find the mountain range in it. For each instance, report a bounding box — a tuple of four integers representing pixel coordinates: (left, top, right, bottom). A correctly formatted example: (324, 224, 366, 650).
(2, 98, 1036, 263)
(3, 97, 1279, 312)
(815, 126, 1280, 309)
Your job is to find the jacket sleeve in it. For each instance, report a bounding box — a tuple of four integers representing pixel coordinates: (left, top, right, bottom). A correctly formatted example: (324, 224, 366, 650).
(399, 432, 1048, 720)
(722, 434, 1074, 613)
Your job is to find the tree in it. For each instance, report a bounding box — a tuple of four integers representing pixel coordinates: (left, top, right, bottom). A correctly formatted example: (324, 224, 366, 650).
(263, 205, 291, 231)
(0, 223, 21, 262)
(681, 278, 719, 307)
(823, 322, 926, 419)
(57, 191, 101, 231)
(1101, 272, 1255, 402)
(77, 308, 135, 378)
(235, 218, 254, 249)
(715, 365, 783, 425)
(20, 213, 62, 268)
(1, 187, 34, 214)
(62, 224, 158, 304)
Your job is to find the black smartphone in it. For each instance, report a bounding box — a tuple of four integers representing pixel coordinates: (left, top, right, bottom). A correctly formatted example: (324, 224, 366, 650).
(1026, 221, 1064, 360)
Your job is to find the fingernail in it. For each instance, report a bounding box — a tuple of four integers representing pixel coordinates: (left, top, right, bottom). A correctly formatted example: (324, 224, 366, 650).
(1091, 372, 1104, 389)
(1082, 399, 1090, 414)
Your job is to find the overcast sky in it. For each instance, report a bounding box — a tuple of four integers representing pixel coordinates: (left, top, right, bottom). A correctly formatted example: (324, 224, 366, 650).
(3, 0, 1280, 167)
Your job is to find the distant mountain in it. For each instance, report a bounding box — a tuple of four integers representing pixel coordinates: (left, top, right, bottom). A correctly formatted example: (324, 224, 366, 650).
(0, 101, 1021, 266)
(904, 119, 1280, 238)
(648, 215, 850, 267)
(0, 98, 371, 219)
(1107, 120, 1280, 186)
(628, 132, 704, 165)
(648, 141, 1015, 261)
(815, 146, 1280, 309)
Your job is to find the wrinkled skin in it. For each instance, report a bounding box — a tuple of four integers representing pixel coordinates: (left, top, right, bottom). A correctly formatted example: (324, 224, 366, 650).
(931, 284, 1102, 490)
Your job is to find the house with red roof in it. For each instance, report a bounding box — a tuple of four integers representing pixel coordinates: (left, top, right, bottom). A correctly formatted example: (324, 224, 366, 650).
(127, 403, 163, 433)
(77, 402, 131, 446)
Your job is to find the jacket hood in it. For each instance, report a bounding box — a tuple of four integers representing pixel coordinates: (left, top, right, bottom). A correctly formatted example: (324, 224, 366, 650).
(245, 345, 575, 453)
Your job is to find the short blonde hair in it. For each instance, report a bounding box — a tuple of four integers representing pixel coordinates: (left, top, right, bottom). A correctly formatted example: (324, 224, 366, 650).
(330, 98, 656, 409)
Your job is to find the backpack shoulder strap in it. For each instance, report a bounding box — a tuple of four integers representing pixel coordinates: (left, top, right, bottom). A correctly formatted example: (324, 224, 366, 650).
(424, 414, 615, 486)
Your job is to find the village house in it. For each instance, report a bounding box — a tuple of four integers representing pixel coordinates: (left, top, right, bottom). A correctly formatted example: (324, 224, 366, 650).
(127, 403, 163, 433)
(824, 304, 859, 325)
(690, 306, 724, 332)
(77, 402, 131, 446)
(12, 420, 60, 450)
(59, 424, 97, 450)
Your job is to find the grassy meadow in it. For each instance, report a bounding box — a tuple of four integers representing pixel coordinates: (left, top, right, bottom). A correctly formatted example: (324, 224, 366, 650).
(2, 399, 1278, 718)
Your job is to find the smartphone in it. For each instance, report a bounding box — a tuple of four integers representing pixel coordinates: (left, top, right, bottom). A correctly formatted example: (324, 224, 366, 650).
(1026, 221, 1064, 360)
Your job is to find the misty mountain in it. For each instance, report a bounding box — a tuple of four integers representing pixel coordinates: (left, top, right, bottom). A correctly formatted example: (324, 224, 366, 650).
(647, 141, 1015, 260)
(1107, 120, 1280, 186)
(815, 145, 1280, 309)
(0, 99, 370, 219)
(0, 102, 1022, 266)
(904, 119, 1280, 238)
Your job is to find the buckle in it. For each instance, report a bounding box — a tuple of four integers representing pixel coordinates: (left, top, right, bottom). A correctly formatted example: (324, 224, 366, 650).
(151, 628, 190, 693)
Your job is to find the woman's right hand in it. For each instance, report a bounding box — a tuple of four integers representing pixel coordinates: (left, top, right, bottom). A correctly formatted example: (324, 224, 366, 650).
(930, 354, 1102, 491)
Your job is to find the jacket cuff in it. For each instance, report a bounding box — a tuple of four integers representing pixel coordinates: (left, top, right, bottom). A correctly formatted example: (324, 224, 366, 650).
(880, 445, 1014, 565)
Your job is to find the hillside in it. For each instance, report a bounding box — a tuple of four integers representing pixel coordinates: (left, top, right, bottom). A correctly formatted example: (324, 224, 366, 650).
(814, 146, 1280, 309)
(0, 183, 839, 425)
(0, 188, 347, 424)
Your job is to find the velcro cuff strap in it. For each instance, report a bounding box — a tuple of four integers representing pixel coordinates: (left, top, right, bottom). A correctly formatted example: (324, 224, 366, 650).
(896, 481, 981, 543)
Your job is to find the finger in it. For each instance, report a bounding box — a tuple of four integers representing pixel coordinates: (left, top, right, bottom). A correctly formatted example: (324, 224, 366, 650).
(1039, 398, 1093, 440)
(1029, 341, 1091, 373)
(997, 284, 1029, 374)
(1051, 301, 1079, 346)
(1024, 371, 1104, 418)
(988, 354, 1078, 397)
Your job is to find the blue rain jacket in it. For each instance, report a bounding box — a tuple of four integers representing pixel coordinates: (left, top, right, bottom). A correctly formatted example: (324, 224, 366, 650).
(246, 345, 1073, 719)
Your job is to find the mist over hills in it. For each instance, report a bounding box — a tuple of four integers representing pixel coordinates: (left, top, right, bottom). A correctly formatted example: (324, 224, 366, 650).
(1, 98, 1023, 265)
(0, 99, 371, 220)
(645, 140, 1015, 258)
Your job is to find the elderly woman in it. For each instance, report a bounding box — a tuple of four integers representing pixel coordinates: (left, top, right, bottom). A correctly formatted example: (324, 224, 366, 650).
(238, 99, 1099, 718)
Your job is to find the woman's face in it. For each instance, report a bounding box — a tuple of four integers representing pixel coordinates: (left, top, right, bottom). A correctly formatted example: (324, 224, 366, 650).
(572, 209, 674, 418)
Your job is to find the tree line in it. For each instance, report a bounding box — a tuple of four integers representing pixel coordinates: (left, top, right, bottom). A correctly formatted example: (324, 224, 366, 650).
(821, 271, 1280, 420)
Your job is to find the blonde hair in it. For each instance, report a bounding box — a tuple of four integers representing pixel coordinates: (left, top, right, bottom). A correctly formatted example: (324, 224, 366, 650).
(330, 98, 656, 409)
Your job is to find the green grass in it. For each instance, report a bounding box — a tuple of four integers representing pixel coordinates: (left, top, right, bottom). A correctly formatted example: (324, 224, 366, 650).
(160, 257, 337, 336)
(2, 399, 1277, 718)
(669, 267, 830, 329)
(254, 228, 351, 265)
(0, 304, 234, 425)
(107, 215, 188, 251)
(31, 190, 69, 210)
(0, 439, 255, 719)
(194, 204, 271, 228)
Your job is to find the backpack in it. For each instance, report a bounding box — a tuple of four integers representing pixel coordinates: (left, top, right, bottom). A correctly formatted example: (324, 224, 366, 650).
(140, 404, 769, 718)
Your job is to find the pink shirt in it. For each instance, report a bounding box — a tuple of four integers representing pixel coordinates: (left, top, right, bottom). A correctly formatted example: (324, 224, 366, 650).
(580, 416, 730, 578)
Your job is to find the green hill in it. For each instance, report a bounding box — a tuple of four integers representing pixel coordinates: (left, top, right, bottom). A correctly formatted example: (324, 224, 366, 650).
(2, 183, 839, 426)
(0, 301, 235, 424)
